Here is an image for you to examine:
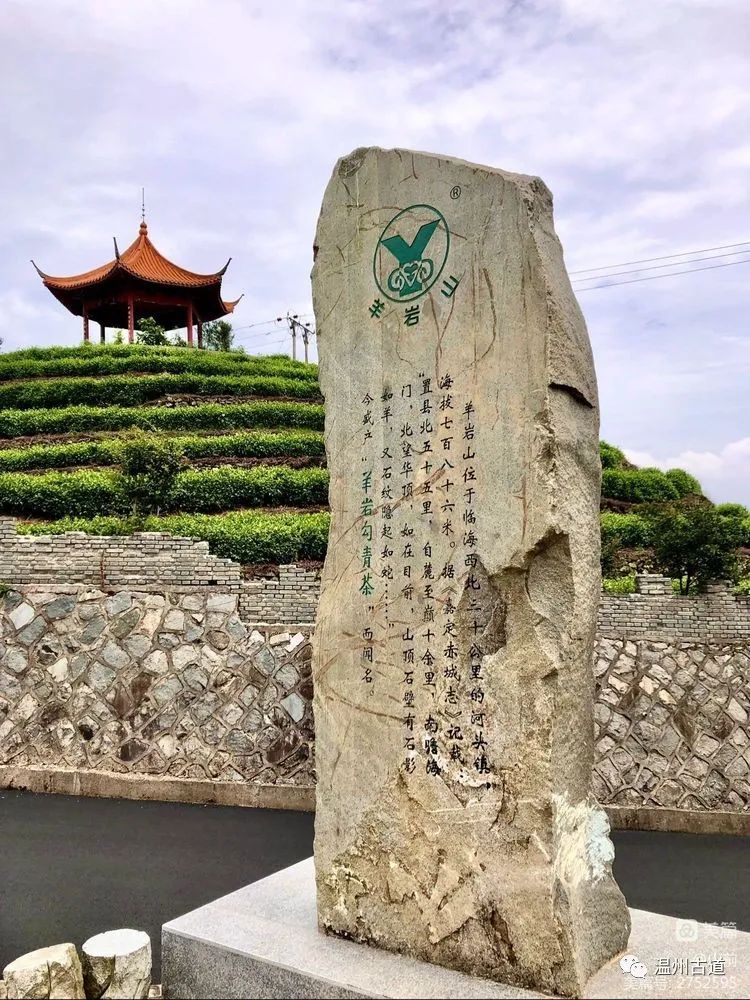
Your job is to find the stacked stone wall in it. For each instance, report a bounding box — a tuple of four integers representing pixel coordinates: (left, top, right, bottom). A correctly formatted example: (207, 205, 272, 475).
(1, 520, 748, 829)
(0, 586, 314, 797)
(238, 566, 321, 625)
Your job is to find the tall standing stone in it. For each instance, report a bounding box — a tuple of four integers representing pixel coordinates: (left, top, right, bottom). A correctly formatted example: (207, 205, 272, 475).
(311, 147, 630, 997)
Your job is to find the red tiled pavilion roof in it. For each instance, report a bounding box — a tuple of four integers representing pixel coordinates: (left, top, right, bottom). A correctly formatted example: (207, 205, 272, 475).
(34, 222, 230, 291)
(32, 221, 242, 326)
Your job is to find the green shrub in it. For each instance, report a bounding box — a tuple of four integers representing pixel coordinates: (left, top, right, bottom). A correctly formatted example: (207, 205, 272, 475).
(116, 430, 184, 515)
(169, 466, 329, 513)
(0, 465, 329, 518)
(602, 575, 636, 594)
(0, 372, 321, 410)
(735, 579, 750, 596)
(136, 317, 169, 346)
(602, 467, 681, 503)
(716, 503, 750, 547)
(600, 512, 651, 548)
(599, 441, 627, 470)
(0, 401, 325, 437)
(644, 499, 744, 593)
(0, 430, 325, 472)
(0, 345, 317, 382)
(665, 467, 702, 497)
(0, 470, 127, 518)
(17, 510, 331, 564)
(716, 502, 749, 520)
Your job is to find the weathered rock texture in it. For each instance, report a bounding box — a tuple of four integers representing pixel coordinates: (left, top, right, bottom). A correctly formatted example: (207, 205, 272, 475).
(311, 148, 630, 996)
(82, 929, 150, 999)
(1, 577, 748, 822)
(595, 636, 750, 811)
(3, 943, 84, 1000)
(0, 588, 313, 787)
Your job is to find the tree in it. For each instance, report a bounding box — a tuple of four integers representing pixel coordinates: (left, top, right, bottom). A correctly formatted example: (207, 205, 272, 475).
(113, 329, 125, 344)
(645, 498, 744, 594)
(116, 430, 184, 516)
(202, 319, 234, 352)
(136, 317, 169, 346)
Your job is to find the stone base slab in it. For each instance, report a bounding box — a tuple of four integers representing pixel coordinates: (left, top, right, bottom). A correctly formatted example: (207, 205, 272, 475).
(161, 858, 750, 999)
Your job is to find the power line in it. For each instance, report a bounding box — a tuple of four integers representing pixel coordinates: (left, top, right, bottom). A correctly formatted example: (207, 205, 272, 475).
(573, 256, 750, 291)
(573, 248, 750, 285)
(232, 313, 313, 334)
(569, 239, 750, 275)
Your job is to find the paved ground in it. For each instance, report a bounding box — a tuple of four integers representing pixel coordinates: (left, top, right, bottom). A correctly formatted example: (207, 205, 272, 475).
(1, 789, 747, 979)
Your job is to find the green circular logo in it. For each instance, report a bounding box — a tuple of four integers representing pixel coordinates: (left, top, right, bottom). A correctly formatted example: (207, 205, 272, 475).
(373, 204, 450, 303)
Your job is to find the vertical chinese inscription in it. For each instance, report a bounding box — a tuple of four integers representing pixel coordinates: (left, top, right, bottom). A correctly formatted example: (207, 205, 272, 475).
(312, 148, 630, 997)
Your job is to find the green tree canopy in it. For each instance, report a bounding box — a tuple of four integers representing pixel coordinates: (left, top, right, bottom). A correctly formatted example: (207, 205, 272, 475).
(644, 498, 744, 593)
(136, 317, 169, 346)
(202, 320, 235, 352)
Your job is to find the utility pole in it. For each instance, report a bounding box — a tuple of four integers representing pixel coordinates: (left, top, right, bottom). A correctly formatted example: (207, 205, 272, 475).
(280, 313, 315, 362)
(280, 312, 300, 360)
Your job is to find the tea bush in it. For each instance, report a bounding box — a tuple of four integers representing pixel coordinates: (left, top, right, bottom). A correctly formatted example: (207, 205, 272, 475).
(0, 401, 324, 437)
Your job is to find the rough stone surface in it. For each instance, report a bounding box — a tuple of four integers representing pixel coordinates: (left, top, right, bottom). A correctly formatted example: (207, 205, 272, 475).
(0, 588, 313, 787)
(82, 929, 151, 999)
(594, 637, 750, 811)
(311, 148, 629, 996)
(3, 943, 84, 999)
(1, 514, 748, 824)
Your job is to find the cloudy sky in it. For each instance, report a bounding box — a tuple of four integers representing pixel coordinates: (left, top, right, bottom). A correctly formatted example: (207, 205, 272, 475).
(2, 0, 748, 502)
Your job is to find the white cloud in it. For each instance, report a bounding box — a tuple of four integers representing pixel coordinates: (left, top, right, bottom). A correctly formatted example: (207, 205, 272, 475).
(624, 439, 750, 506)
(1, 0, 749, 501)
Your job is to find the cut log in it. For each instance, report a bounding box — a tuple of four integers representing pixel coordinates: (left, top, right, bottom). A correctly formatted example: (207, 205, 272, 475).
(3, 943, 84, 999)
(81, 931, 150, 1000)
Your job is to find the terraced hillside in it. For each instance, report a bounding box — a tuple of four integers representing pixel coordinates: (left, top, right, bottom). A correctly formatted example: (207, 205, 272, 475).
(0, 344, 329, 564)
(0, 344, 744, 571)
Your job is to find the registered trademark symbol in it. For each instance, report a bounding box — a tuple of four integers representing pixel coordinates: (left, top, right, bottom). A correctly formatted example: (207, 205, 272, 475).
(450, 185, 461, 200)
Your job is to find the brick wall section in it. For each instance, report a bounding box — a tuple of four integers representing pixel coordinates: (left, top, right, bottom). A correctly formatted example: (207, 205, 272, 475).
(0, 518, 320, 625)
(598, 574, 750, 642)
(4, 521, 749, 633)
(0, 518, 242, 590)
(239, 566, 321, 625)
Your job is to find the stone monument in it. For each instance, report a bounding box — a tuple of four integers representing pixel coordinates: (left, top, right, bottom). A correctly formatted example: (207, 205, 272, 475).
(311, 147, 631, 997)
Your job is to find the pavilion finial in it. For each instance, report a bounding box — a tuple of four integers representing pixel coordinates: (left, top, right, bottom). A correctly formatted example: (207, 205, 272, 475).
(139, 188, 148, 235)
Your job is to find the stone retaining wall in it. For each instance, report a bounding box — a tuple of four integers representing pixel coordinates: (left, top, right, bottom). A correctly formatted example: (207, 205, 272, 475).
(1, 521, 748, 831)
(0, 586, 314, 794)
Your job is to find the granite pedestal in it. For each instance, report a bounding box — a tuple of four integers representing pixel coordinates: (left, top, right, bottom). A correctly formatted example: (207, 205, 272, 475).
(162, 859, 749, 999)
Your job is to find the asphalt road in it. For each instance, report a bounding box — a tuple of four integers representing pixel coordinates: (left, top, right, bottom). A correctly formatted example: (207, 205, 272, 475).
(1, 789, 747, 980)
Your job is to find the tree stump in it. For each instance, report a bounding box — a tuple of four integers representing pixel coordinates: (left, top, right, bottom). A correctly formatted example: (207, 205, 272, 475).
(81, 931, 150, 1000)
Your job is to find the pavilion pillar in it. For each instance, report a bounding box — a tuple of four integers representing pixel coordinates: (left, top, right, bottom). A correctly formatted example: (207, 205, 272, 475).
(187, 303, 194, 348)
(83, 305, 90, 343)
(100, 322, 106, 345)
(197, 319, 203, 350)
(127, 296, 135, 344)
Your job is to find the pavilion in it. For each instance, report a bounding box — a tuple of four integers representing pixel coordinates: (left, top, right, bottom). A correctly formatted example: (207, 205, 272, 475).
(33, 220, 241, 348)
